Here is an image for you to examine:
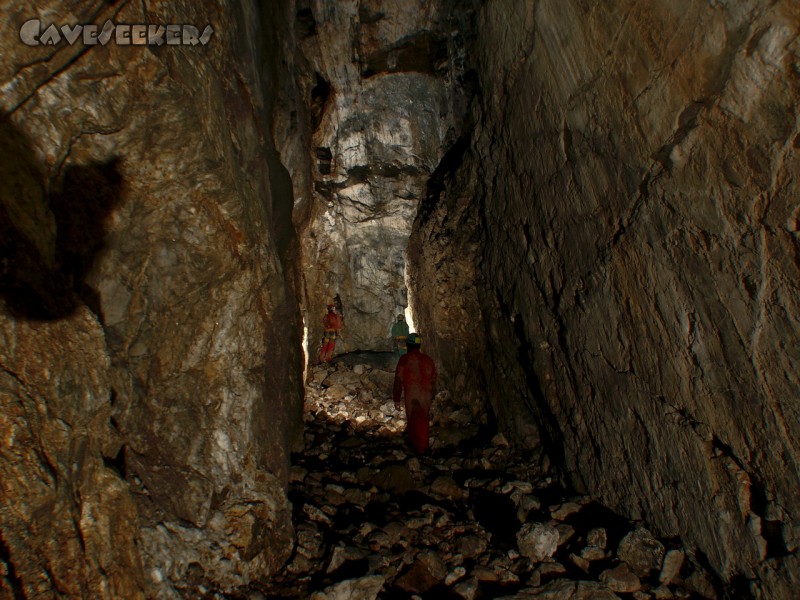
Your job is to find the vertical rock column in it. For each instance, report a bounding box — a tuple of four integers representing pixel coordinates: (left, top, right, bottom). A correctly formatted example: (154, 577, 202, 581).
(0, 1, 302, 597)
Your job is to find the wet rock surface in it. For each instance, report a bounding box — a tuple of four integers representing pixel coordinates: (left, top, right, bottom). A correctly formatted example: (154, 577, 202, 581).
(244, 360, 722, 599)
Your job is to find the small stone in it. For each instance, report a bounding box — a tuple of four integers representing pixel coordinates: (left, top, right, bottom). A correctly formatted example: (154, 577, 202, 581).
(431, 476, 466, 499)
(537, 560, 567, 578)
(445, 565, 467, 585)
(416, 549, 448, 580)
(324, 383, 348, 398)
(587, 527, 607, 549)
(302, 504, 332, 525)
(520, 494, 542, 512)
(550, 501, 582, 520)
(367, 530, 391, 551)
(527, 570, 542, 587)
(618, 527, 666, 576)
(309, 575, 385, 600)
(556, 523, 576, 546)
(407, 513, 434, 529)
(456, 535, 488, 558)
(288, 465, 308, 483)
(327, 546, 347, 573)
(659, 549, 685, 584)
(287, 554, 312, 574)
(517, 523, 560, 562)
(498, 568, 520, 584)
(453, 577, 480, 600)
(503, 480, 534, 494)
(581, 546, 606, 561)
(491, 433, 510, 447)
(685, 568, 716, 599)
(471, 565, 498, 582)
(652, 585, 676, 599)
(383, 521, 410, 544)
(521, 579, 577, 598)
(344, 487, 371, 507)
(600, 563, 642, 593)
(574, 581, 622, 599)
(569, 553, 591, 573)
(371, 465, 415, 494)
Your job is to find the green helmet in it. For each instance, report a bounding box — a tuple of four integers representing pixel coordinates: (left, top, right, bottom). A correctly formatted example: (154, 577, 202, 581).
(406, 333, 422, 347)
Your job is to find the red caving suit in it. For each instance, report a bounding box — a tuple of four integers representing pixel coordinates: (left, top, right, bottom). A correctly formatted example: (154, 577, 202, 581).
(318, 311, 343, 363)
(393, 349, 437, 454)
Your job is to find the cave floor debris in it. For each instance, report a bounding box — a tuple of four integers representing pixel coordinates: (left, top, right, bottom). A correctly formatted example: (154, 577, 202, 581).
(250, 358, 718, 600)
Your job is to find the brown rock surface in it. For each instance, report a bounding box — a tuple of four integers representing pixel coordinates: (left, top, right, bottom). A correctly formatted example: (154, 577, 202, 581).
(0, 1, 302, 596)
(408, 0, 800, 594)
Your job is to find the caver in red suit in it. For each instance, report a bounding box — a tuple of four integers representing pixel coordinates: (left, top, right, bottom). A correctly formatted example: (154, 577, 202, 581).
(393, 333, 437, 454)
(318, 305, 343, 363)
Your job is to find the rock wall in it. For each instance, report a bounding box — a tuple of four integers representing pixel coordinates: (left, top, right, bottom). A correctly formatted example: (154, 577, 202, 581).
(0, 1, 302, 597)
(275, 0, 464, 355)
(409, 0, 799, 595)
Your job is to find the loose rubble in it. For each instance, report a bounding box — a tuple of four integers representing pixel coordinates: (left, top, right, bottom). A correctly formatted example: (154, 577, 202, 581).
(246, 357, 722, 599)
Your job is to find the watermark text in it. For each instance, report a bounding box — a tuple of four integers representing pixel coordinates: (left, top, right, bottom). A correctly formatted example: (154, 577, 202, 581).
(20, 19, 214, 47)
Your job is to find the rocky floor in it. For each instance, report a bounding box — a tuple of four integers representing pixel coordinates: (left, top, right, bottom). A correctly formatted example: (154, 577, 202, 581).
(249, 356, 729, 600)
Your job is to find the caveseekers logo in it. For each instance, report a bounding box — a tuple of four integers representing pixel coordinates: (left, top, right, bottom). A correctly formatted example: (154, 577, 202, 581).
(20, 19, 214, 46)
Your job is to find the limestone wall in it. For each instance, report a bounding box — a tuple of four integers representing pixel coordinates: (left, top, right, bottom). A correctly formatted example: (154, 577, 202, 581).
(0, 1, 302, 596)
(409, 1, 800, 595)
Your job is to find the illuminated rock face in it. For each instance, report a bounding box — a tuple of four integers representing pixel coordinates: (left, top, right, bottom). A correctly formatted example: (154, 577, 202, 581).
(274, 0, 464, 354)
(0, 1, 301, 597)
(409, 0, 800, 596)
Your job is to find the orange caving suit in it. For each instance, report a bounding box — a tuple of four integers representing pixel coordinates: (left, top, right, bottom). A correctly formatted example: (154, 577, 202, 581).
(393, 349, 437, 454)
(318, 311, 343, 363)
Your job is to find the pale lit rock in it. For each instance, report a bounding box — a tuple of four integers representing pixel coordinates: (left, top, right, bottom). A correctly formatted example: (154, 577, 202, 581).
(659, 549, 685, 585)
(516, 523, 560, 562)
(444, 567, 467, 585)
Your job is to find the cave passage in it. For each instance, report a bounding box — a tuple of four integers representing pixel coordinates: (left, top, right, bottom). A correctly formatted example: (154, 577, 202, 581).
(0, 1, 797, 599)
